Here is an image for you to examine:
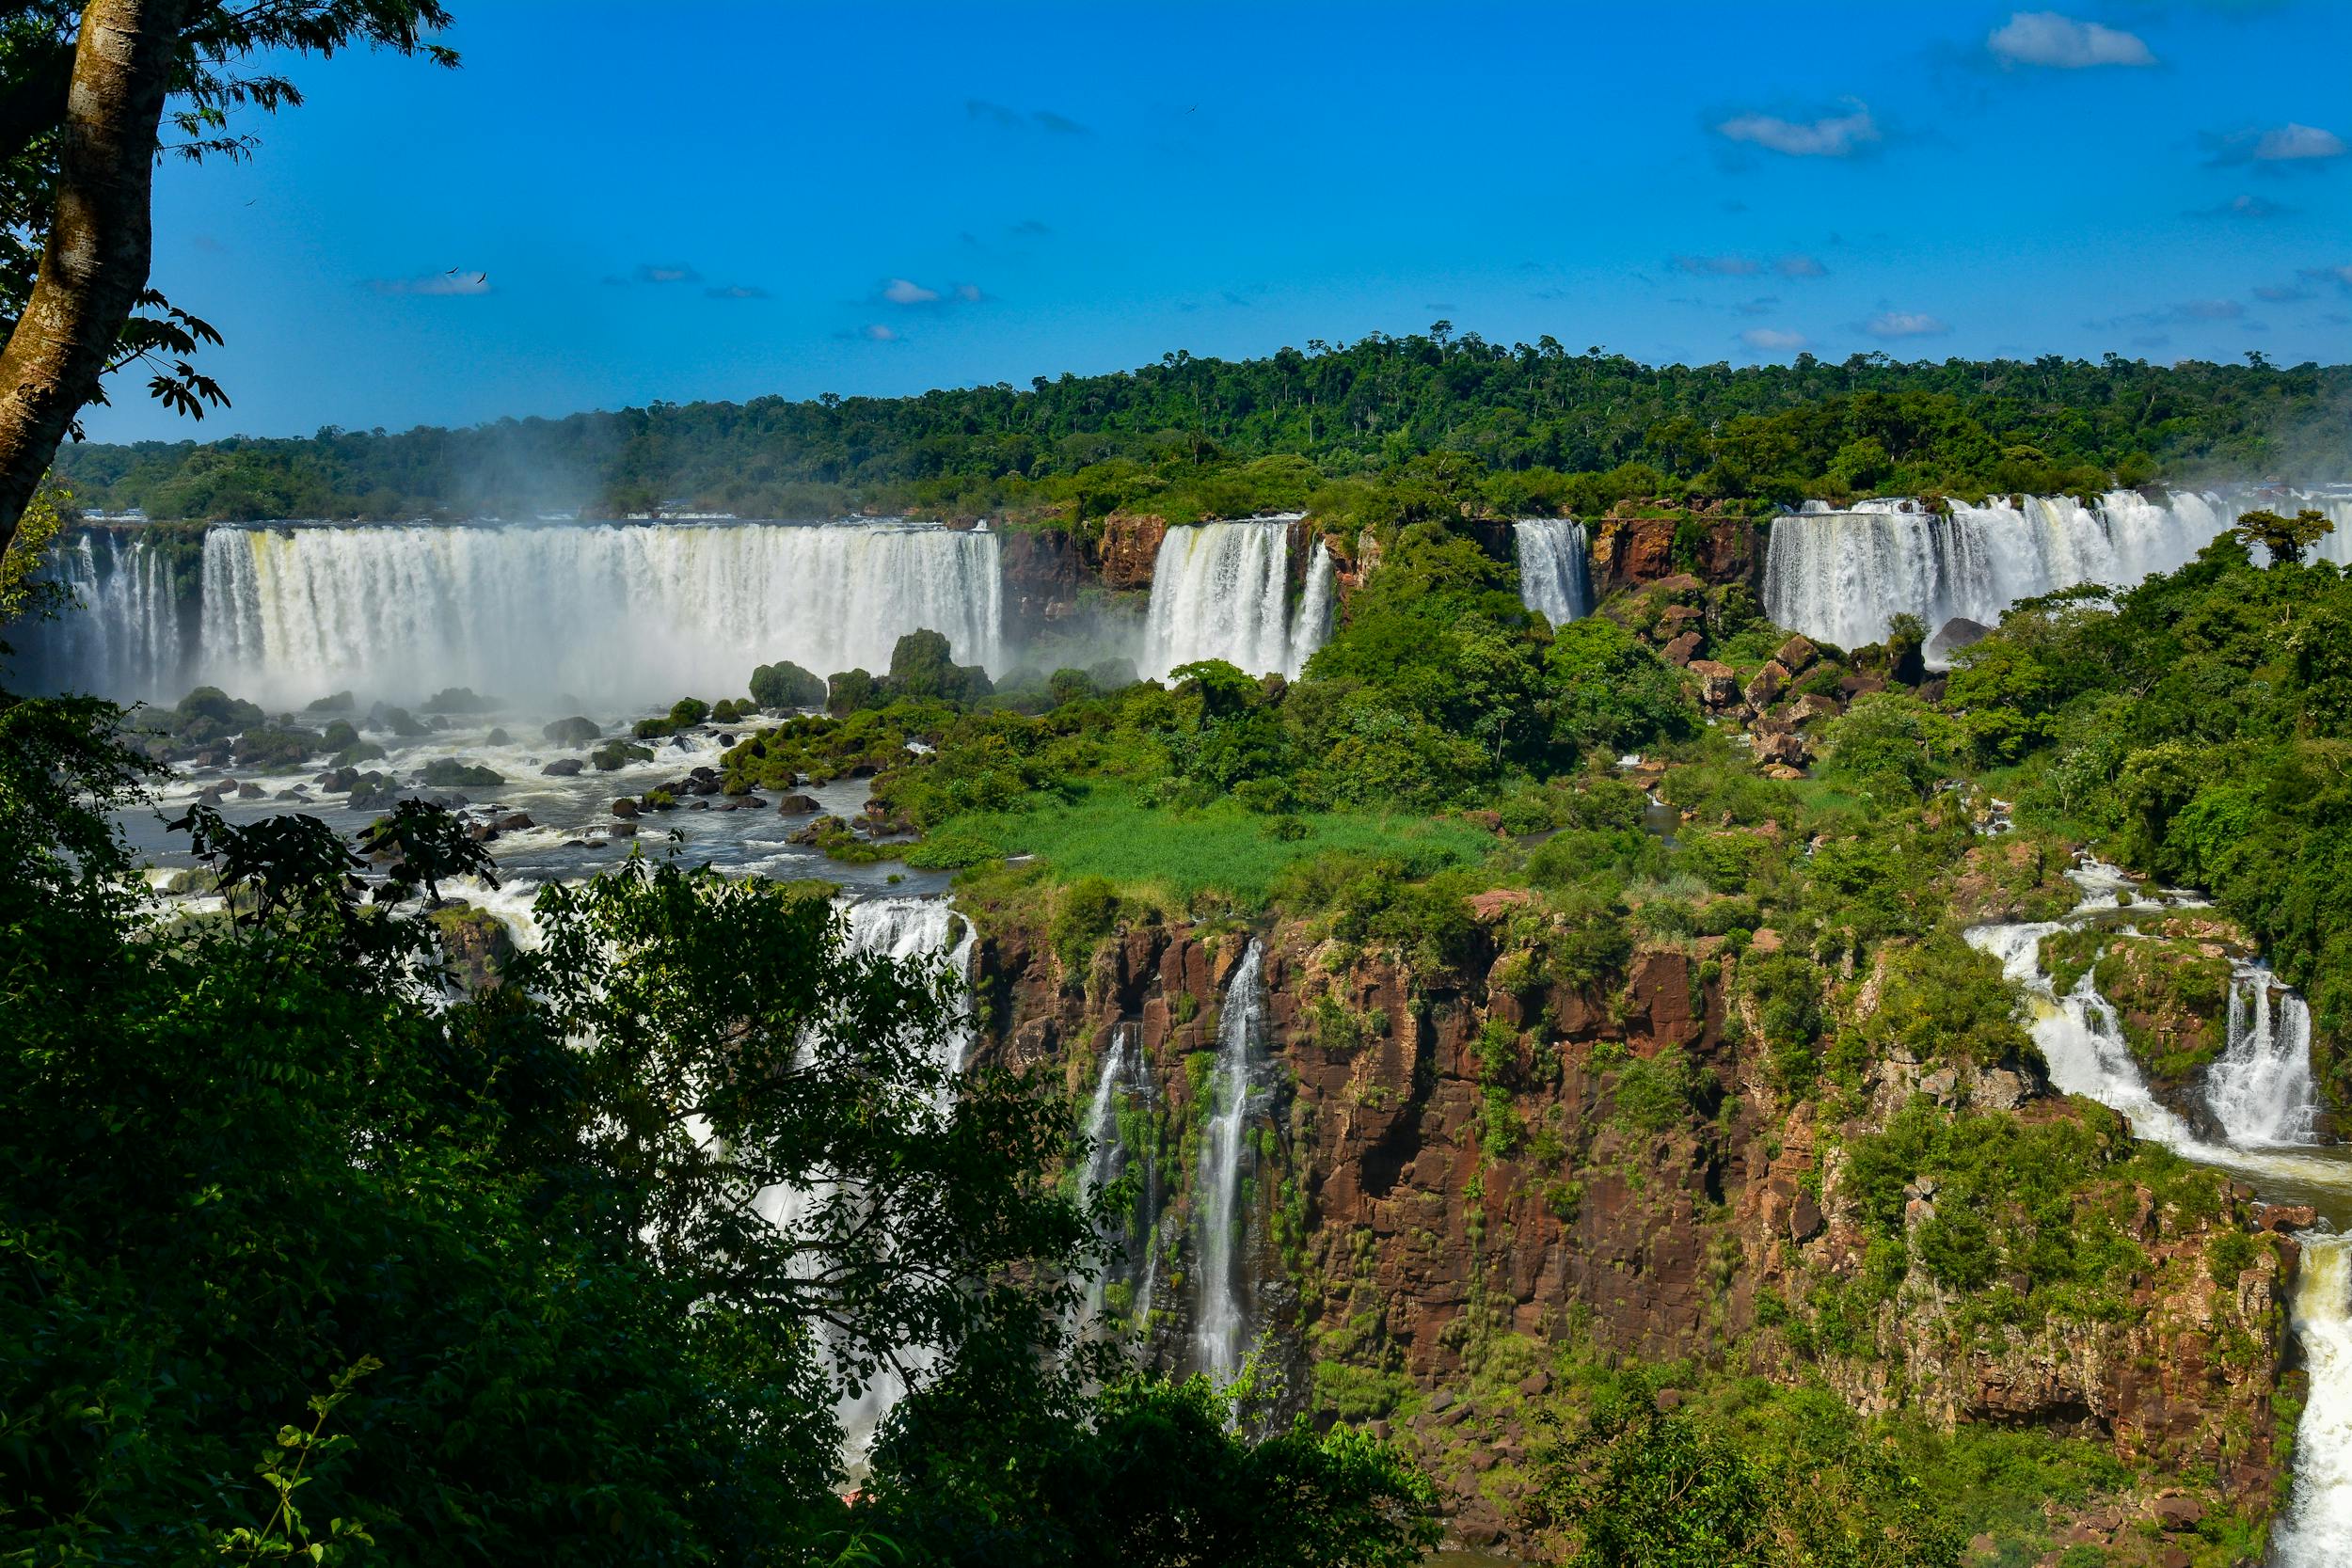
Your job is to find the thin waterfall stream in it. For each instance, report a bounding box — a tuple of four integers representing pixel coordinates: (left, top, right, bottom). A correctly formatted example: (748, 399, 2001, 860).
(1965, 863, 2349, 1563)
(1193, 940, 1268, 1382)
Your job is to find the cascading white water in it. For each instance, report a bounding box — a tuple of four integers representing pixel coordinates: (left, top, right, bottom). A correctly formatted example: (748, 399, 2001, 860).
(1967, 866, 2352, 1559)
(2207, 968, 2317, 1148)
(1139, 517, 1330, 681)
(752, 894, 975, 1464)
(1515, 517, 1591, 626)
(1763, 489, 2238, 654)
(20, 531, 187, 700)
(1193, 940, 1266, 1382)
(1079, 1024, 1160, 1335)
(25, 519, 1003, 708)
(2278, 1234, 2352, 1566)
(1286, 539, 1337, 679)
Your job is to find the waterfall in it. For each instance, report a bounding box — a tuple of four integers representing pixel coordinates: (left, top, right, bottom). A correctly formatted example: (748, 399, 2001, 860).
(1968, 869, 2352, 1555)
(1193, 939, 1267, 1382)
(21, 519, 1003, 708)
(1079, 1024, 1160, 1336)
(1762, 490, 2241, 655)
(1286, 538, 1337, 678)
(1139, 517, 1327, 681)
(1515, 518, 1591, 626)
(2206, 967, 2317, 1148)
(17, 531, 187, 700)
(2277, 1234, 2352, 1567)
(752, 894, 975, 1465)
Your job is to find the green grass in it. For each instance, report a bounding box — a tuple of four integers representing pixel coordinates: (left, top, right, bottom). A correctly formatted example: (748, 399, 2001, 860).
(917, 783, 1497, 909)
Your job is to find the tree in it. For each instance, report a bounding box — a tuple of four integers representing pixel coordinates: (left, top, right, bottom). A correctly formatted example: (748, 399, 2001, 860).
(2232, 506, 2334, 564)
(0, 1, 455, 561)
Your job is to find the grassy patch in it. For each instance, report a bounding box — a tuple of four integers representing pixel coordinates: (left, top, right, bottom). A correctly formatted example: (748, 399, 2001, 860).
(921, 783, 1497, 910)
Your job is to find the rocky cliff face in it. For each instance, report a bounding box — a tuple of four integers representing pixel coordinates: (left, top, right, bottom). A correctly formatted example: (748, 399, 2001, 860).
(966, 903, 2294, 1554)
(1586, 514, 1765, 599)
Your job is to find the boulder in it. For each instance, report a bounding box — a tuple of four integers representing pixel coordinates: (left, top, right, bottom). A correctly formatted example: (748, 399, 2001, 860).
(1774, 633, 1820, 675)
(776, 792, 823, 814)
(1688, 659, 1741, 710)
(1662, 630, 1703, 667)
(542, 716, 602, 747)
(540, 758, 586, 778)
(1755, 729, 1810, 768)
(236, 782, 264, 800)
(1788, 693, 1841, 726)
(611, 798, 641, 819)
(607, 820, 639, 838)
(496, 813, 534, 832)
(1744, 659, 1790, 711)
(1926, 617, 1994, 664)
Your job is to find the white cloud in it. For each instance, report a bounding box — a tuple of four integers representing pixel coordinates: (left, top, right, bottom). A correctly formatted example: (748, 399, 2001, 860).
(2299, 264, 2352, 291)
(1716, 103, 1880, 158)
(2256, 122, 2345, 161)
(953, 282, 984, 302)
(635, 262, 700, 284)
(370, 271, 490, 296)
(1775, 254, 1828, 277)
(862, 324, 899, 341)
(1988, 12, 2154, 68)
(1740, 328, 1808, 352)
(1865, 310, 1950, 339)
(882, 277, 940, 305)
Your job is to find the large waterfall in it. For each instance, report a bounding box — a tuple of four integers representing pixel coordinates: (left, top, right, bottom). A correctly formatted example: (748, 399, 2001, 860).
(1756, 487, 2345, 654)
(1515, 517, 1591, 626)
(1193, 940, 1268, 1382)
(1139, 518, 1333, 682)
(1964, 867, 2351, 1563)
(22, 519, 1003, 708)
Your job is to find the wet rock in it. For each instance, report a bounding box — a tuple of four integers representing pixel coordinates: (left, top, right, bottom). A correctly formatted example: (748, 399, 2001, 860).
(542, 716, 601, 746)
(1754, 729, 1811, 769)
(776, 793, 822, 814)
(1927, 616, 1994, 664)
(2259, 1204, 2318, 1233)
(1689, 659, 1741, 710)
(611, 798, 640, 819)
(540, 758, 586, 777)
(485, 727, 513, 747)
(608, 820, 639, 838)
(496, 812, 533, 832)
(235, 782, 264, 800)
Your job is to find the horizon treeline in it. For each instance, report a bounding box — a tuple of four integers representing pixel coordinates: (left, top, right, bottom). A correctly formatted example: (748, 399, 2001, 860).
(49, 331, 2352, 528)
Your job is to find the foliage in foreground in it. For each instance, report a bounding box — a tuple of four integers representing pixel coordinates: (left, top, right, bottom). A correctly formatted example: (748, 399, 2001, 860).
(0, 693, 1433, 1566)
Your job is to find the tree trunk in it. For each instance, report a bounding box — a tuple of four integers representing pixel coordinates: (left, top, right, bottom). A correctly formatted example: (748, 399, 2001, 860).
(0, 0, 186, 562)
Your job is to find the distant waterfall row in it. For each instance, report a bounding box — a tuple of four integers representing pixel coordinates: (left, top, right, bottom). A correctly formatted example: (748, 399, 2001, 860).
(21, 520, 1005, 708)
(1138, 518, 1334, 681)
(1764, 488, 2352, 655)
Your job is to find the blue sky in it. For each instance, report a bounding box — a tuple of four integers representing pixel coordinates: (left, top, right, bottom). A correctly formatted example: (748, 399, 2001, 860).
(89, 0, 2352, 442)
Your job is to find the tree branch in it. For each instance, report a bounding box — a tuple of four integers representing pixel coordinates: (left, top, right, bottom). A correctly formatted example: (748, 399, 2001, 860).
(0, 0, 190, 559)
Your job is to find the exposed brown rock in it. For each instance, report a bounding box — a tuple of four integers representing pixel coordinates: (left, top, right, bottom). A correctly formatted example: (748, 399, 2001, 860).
(1775, 633, 1820, 674)
(1094, 513, 1168, 589)
(1745, 660, 1791, 711)
(1662, 630, 1703, 666)
(1689, 659, 1741, 710)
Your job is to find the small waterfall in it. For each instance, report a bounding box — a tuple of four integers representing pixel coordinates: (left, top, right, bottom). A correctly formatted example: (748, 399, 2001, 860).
(753, 894, 974, 1464)
(1967, 920, 2201, 1152)
(1079, 1024, 1160, 1335)
(1193, 939, 1267, 1381)
(23, 519, 1003, 707)
(2206, 967, 2317, 1148)
(1515, 517, 1590, 626)
(1285, 538, 1337, 678)
(1969, 870, 2352, 1553)
(1140, 517, 1327, 681)
(2277, 1234, 2352, 1566)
